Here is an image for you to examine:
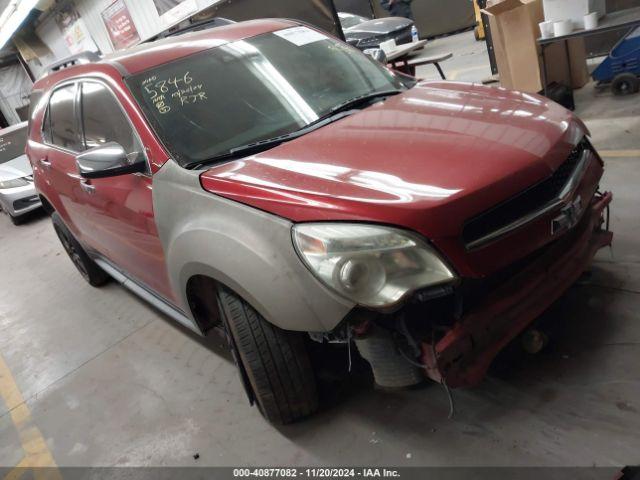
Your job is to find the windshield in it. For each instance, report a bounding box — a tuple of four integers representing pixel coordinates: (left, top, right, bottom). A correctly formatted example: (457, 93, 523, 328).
(126, 27, 405, 167)
(0, 126, 27, 164)
(340, 14, 368, 29)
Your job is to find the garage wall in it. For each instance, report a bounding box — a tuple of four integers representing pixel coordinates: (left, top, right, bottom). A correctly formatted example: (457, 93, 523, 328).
(32, 0, 224, 63)
(74, 0, 126, 54)
(73, 0, 223, 52)
(0, 62, 33, 125)
(73, 0, 343, 53)
(33, 0, 342, 66)
(30, 15, 72, 78)
(585, 0, 640, 56)
(371, 0, 476, 37)
(182, 0, 342, 38)
(333, 0, 374, 17)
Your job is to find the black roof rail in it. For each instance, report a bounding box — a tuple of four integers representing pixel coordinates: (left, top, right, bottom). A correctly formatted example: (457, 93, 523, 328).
(46, 51, 101, 75)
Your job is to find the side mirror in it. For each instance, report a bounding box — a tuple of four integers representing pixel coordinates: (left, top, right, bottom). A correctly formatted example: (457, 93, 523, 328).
(363, 48, 388, 64)
(76, 142, 146, 179)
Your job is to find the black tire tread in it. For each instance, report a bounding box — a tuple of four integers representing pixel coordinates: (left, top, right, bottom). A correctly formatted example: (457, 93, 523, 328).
(612, 73, 640, 95)
(218, 288, 318, 424)
(51, 212, 110, 287)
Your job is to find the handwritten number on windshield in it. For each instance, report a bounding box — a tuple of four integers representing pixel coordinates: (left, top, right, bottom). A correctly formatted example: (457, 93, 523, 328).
(142, 72, 202, 115)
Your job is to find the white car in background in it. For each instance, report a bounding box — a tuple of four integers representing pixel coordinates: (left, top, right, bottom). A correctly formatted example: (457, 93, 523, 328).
(0, 122, 41, 225)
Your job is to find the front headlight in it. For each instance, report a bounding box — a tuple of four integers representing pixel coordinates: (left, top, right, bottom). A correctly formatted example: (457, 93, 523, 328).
(0, 177, 29, 189)
(292, 223, 456, 308)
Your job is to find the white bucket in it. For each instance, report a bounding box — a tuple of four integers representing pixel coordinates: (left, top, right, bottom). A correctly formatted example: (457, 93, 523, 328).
(553, 20, 573, 37)
(584, 12, 598, 30)
(539, 21, 554, 38)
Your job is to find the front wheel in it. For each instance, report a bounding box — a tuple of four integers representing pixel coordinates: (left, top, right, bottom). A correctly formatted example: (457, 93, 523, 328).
(217, 287, 319, 424)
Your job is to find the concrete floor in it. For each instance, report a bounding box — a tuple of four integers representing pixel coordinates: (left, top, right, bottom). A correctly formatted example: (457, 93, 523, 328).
(1, 31, 639, 469)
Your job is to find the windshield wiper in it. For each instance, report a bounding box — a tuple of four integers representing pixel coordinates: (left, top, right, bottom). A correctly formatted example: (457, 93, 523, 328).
(186, 90, 403, 170)
(327, 89, 403, 116)
(186, 110, 356, 169)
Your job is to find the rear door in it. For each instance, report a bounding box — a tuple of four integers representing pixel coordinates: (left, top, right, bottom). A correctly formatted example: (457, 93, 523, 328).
(75, 80, 175, 302)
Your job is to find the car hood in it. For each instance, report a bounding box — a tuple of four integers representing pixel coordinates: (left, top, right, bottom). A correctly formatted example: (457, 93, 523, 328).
(0, 155, 32, 182)
(201, 81, 585, 274)
(346, 17, 412, 34)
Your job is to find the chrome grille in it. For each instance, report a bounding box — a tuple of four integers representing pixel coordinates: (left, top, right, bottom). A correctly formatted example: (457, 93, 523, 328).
(462, 139, 592, 249)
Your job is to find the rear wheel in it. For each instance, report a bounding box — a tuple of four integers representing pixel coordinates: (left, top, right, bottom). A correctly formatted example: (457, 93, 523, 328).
(52, 212, 109, 287)
(611, 73, 640, 96)
(217, 287, 319, 424)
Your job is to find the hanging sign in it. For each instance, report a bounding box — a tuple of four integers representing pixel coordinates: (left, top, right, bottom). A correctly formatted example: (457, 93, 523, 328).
(102, 0, 140, 50)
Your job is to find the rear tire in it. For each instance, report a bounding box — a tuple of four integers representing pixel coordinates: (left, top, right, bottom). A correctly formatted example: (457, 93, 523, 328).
(217, 287, 319, 424)
(52, 212, 109, 287)
(611, 73, 639, 96)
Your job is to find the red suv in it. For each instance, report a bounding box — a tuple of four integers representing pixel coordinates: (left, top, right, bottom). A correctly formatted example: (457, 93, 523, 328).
(27, 19, 612, 424)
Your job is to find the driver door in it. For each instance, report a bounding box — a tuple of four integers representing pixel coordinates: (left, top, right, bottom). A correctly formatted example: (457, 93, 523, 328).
(75, 80, 174, 302)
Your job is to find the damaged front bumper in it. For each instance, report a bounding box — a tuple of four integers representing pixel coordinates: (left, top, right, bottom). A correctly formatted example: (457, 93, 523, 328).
(420, 191, 613, 388)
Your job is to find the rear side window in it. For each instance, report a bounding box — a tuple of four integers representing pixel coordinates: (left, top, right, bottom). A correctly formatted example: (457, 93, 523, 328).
(49, 85, 82, 151)
(80, 82, 141, 155)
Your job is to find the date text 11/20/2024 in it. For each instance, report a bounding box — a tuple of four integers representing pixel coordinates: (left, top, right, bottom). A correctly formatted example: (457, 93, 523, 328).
(233, 468, 402, 478)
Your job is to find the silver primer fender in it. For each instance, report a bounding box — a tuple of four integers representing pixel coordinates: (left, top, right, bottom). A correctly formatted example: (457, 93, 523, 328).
(153, 159, 355, 333)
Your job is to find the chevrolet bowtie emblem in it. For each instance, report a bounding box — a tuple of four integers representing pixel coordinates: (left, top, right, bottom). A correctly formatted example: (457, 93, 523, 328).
(551, 195, 583, 236)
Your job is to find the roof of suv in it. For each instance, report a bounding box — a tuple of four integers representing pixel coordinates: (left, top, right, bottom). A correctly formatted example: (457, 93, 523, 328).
(107, 18, 298, 75)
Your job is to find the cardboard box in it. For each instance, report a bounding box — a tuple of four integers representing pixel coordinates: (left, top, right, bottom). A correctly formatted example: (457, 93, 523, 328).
(483, 0, 589, 93)
(484, 0, 543, 92)
(543, 0, 606, 29)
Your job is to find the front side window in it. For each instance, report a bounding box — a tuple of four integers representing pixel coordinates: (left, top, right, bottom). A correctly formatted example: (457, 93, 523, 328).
(126, 27, 405, 167)
(80, 82, 141, 156)
(0, 125, 28, 163)
(48, 84, 82, 151)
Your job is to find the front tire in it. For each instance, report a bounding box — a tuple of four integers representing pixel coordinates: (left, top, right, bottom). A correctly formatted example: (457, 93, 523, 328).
(218, 287, 319, 424)
(52, 212, 109, 287)
(9, 214, 23, 225)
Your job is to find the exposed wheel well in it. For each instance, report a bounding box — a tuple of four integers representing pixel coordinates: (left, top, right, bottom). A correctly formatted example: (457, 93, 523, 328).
(39, 195, 55, 215)
(185, 275, 223, 335)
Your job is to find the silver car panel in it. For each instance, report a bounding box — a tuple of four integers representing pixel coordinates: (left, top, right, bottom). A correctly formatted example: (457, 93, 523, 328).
(153, 159, 355, 333)
(0, 154, 41, 218)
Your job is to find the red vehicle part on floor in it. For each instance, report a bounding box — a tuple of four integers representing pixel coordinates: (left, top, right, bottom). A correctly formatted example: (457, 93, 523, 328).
(421, 191, 613, 388)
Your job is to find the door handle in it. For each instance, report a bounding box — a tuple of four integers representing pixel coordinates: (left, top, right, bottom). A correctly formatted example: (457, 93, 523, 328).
(80, 179, 96, 194)
(39, 158, 51, 169)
